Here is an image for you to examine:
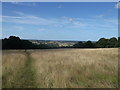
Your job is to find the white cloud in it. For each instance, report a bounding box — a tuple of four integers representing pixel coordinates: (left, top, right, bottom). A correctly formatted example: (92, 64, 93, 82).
(115, 2, 120, 8)
(10, 2, 19, 4)
(104, 19, 118, 24)
(62, 16, 74, 23)
(13, 26, 24, 30)
(2, 12, 55, 25)
(2, 12, 87, 29)
(2, 16, 22, 19)
(2, 11, 117, 31)
(37, 28, 46, 31)
(61, 16, 86, 27)
(94, 14, 104, 18)
(9, 2, 37, 7)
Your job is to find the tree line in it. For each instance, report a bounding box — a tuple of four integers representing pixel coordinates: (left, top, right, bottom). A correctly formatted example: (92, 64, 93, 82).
(2, 36, 120, 49)
(74, 37, 119, 48)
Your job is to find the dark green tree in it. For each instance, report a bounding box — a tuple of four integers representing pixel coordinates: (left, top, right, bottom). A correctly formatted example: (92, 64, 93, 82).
(118, 37, 120, 47)
(106, 37, 118, 48)
(2, 36, 23, 49)
(84, 41, 95, 48)
(96, 38, 108, 48)
(74, 41, 95, 48)
(73, 41, 84, 48)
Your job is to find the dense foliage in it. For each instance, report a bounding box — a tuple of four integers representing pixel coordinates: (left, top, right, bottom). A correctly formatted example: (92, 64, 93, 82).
(2, 36, 59, 49)
(74, 37, 119, 48)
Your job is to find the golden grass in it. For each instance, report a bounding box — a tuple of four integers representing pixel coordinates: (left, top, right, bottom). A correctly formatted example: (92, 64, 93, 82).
(2, 48, 118, 88)
(2, 50, 26, 88)
(31, 48, 118, 88)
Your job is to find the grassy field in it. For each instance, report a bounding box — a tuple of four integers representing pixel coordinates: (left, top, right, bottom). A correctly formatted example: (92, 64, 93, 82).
(2, 48, 118, 88)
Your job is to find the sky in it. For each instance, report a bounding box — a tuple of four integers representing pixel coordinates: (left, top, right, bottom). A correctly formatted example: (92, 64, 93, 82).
(2, 2, 118, 41)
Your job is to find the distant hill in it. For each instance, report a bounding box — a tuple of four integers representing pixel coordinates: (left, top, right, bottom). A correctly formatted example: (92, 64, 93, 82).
(28, 40, 81, 47)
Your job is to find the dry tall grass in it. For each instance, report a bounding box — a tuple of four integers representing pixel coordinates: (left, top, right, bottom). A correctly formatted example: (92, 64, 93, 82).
(31, 48, 118, 88)
(2, 50, 27, 88)
(2, 49, 118, 88)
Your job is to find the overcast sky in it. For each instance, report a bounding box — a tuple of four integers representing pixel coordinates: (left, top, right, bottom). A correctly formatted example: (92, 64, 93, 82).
(2, 2, 118, 41)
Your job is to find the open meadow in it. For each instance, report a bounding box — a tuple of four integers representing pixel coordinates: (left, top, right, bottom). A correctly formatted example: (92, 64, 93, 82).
(2, 48, 118, 88)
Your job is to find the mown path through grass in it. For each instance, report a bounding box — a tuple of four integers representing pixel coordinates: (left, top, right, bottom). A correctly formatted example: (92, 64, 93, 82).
(3, 51, 37, 88)
(19, 51, 37, 88)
